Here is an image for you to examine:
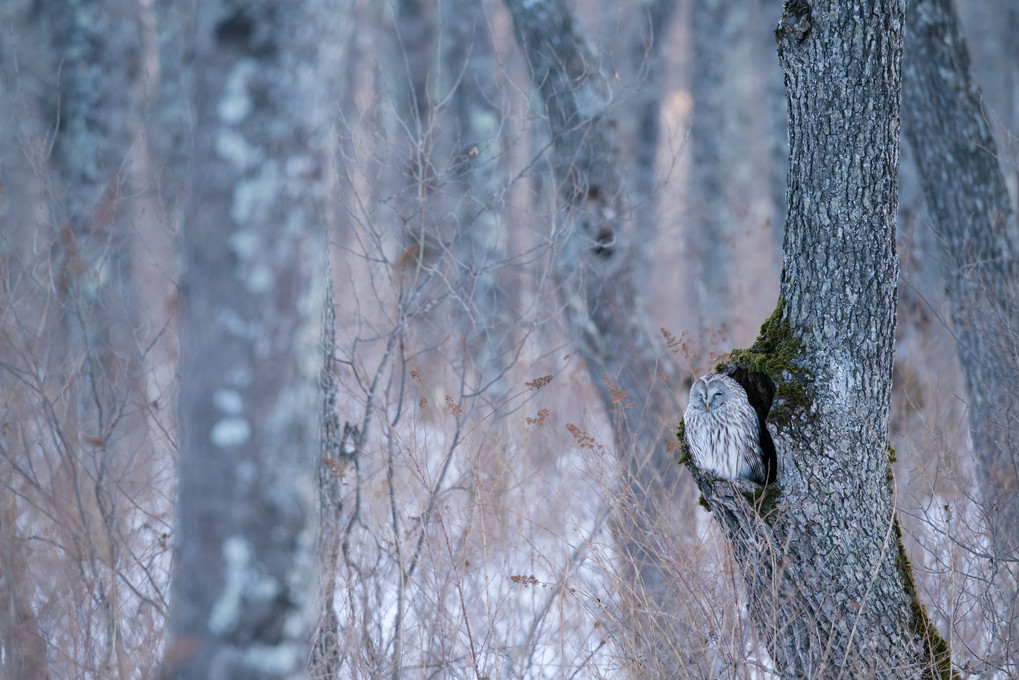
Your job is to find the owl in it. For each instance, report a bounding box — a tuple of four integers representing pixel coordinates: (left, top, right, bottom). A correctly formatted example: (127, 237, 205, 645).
(684, 373, 771, 484)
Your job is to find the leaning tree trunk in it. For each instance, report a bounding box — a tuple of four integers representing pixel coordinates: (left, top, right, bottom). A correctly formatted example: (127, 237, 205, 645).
(162, 1, 332, 677)
(683, 1, 956, 677)
(503, 0, 700, 673)
(902, 0, 1019, 605)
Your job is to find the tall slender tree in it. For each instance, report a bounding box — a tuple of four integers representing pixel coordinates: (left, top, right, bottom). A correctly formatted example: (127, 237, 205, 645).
(902, 0, 1019, 656)
(39, 1, 143, 674)
(688, 0, 740, 334)
(503, 0, 701, 673)
(440, 0, 515, 398)
(628, 0, 677, 298)
(163, 1, 332, 677)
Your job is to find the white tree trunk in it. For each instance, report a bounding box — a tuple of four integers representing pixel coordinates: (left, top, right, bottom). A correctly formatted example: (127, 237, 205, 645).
(163, 1, 332, 677)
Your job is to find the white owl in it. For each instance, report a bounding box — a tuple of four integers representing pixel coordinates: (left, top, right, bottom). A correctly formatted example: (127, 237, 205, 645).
(684, 373, 770, 484)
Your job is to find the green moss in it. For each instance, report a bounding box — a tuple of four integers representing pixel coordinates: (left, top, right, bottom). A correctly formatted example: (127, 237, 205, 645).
(755, 481, 783, 518)
(888, 468, 958, 680)
(675, 420, 690, 463)
(715, 298, 812, 427)
(888, 444, 897, 463)
(716, 300, 795, 375)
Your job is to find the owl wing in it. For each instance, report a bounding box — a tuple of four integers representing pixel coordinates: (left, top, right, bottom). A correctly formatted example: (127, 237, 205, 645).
(745, 435, 768, 485)
(724, 370, 777, 485)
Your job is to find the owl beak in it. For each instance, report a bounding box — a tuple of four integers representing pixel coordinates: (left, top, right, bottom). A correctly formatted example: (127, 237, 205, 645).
(704, 403, 710, 411)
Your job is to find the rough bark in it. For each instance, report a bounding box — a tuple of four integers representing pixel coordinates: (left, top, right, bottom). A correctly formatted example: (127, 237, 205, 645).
(902, 0, 1019, 585)
(310, 268, 344, 678)
(163, 1, 331, 677)
(685, 1, 956, 677)
(503, 0, 696, 672)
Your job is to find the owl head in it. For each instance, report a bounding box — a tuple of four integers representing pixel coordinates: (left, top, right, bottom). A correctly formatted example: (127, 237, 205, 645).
(688, 374, 740, 414)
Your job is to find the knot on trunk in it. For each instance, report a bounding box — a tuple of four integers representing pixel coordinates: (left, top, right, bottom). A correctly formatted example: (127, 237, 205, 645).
(776, 0, 812, 61)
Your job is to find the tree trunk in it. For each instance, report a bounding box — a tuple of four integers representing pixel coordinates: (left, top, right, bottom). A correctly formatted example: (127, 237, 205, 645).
(688, 0, 740, 335)
(629, 0, 677, 298)
(163, 1, 331, 677)
(686, 1, 956, 676)
(902, 0, 1019, 645)
(764, 0, 791, 252)
(440, 0, 515, 398)
(45, 2, 143, 675)
(957, 0, 1019, 177)
(688, 0, 784, 343)
(503, 0, 699, 673)
(393, 0, 440, 267)
(0, 503, 49, 680)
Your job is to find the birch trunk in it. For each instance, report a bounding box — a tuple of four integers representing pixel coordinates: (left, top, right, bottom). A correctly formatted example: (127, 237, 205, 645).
(163, 1, 331, 677)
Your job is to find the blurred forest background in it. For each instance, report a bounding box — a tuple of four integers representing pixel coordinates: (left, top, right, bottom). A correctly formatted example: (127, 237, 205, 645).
(1, 0, 1017, 677)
